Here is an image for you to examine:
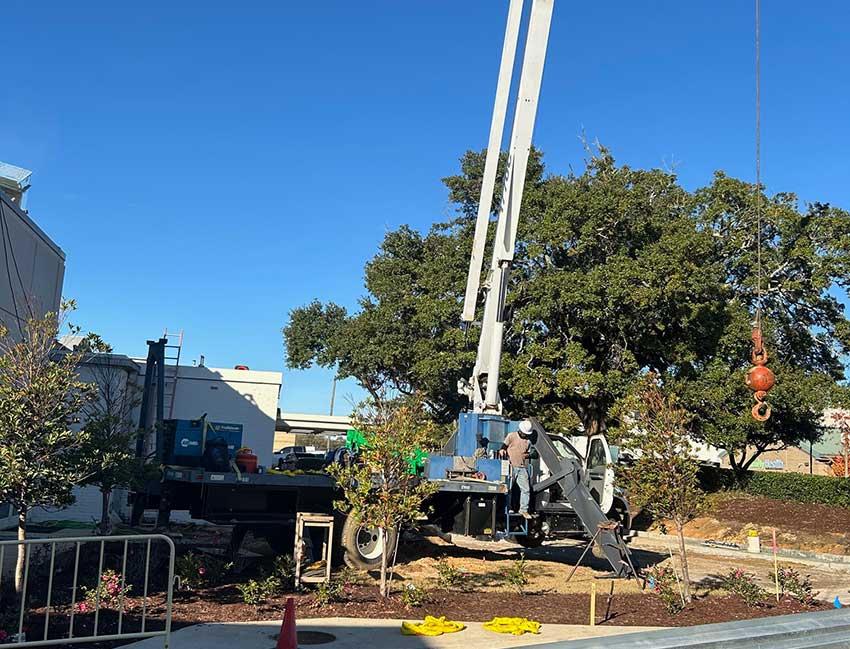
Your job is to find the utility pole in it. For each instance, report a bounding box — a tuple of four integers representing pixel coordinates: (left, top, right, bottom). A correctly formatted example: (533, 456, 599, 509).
(329, 376, 337, 416)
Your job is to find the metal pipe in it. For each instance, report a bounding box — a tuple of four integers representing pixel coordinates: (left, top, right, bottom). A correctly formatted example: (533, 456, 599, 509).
(93, 539, 105, 636)
(118, 539, 129, 635)
(43, 542, 56, 640)
(18, 543, 31, 637)
(69, 542, 81, 639)
(142, 539, 151, 634)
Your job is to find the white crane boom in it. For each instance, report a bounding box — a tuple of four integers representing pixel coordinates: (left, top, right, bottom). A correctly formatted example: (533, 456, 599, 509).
(461, 0, 524, 325)
(460, 0, 555, 414)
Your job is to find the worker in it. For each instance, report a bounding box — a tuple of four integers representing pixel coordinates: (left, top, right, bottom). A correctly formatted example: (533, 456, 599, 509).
(500, 420, 535, 519)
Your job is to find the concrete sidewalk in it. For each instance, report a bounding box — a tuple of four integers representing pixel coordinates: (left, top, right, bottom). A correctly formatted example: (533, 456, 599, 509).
(124, 618, 662, 649)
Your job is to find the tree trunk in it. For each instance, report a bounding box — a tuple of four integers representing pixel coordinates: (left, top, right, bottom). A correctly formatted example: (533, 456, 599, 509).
(674, 519, 692, 603)
(99, 489, 111, 536)
(728, 450, 753, 485)
(579, 405, 607, 437)
(15, 508, 27, 595)
(379, 527, 388, 598)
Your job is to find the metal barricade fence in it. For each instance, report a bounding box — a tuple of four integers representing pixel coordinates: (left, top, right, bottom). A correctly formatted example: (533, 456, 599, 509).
(0, 534, 175, 648)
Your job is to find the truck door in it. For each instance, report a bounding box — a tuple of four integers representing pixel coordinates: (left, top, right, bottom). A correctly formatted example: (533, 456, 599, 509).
(585, 435, 614, 514)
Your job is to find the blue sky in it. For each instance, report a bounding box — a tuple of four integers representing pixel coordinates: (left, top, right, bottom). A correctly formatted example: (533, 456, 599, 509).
(2, 1, 847, 415)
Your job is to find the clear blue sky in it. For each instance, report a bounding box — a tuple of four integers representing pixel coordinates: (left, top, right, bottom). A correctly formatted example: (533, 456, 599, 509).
(2, 1, 847, 415)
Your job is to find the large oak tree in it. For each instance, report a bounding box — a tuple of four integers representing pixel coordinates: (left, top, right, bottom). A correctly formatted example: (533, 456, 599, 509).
(284, 148, 850, 472)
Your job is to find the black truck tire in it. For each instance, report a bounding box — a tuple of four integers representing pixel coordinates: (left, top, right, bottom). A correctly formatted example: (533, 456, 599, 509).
(340, 513, 397, 571)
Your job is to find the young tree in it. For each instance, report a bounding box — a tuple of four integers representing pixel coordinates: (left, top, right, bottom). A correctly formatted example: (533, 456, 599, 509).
(77, 352, 143, 535)
(0, 305, 95, 593)
(614, 377, 704, 603)
(326, 394, 438, 598)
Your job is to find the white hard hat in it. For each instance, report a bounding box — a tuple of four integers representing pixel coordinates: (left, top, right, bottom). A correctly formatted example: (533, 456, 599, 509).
(519, 420, 533, 434)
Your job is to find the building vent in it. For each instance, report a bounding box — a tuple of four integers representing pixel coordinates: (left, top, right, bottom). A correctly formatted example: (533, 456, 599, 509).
(0, 161, 33, 211)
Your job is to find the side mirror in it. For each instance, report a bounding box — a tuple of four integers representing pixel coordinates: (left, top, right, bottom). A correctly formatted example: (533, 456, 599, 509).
(609, 445, 620, 464)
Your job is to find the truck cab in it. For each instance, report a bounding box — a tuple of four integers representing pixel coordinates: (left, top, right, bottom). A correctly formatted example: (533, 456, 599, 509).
(533, 432, 631, 537)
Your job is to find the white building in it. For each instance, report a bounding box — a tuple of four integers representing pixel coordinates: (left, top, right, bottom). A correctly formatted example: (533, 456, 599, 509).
(135, 360, 282, 466)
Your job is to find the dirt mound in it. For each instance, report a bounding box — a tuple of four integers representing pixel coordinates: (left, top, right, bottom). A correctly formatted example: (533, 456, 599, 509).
(666, 495, 850, 556)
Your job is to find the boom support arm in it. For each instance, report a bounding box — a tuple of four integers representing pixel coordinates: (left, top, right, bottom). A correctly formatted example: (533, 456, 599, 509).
(459, 0, 555, 414)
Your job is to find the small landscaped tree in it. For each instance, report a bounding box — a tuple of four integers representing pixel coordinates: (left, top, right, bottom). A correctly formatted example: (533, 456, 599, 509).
(614, 376, 704, 603)
(77, 351, 144, 535)
(326, 394, 438, 598)
(0, 304, 95, 593)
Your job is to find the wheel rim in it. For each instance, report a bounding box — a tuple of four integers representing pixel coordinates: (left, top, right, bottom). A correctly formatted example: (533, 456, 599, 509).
(355, 526, 384, 560)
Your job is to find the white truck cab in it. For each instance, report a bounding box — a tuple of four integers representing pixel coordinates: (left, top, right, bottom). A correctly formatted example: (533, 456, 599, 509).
(566, 435, 616, 514)
(535, 433, 626, 523)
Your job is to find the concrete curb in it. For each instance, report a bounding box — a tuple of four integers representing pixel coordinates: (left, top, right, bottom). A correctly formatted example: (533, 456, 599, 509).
(522, 608, 850, 649)
(633, 531, 850, 573)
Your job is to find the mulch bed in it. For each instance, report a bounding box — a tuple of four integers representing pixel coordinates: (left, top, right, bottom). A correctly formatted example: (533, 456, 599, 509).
(205, 586, 827, 628)
(709, 495, 849, 538)
(13, 583, 827, 648)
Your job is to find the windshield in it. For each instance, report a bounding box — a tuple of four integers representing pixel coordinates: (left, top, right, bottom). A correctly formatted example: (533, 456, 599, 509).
(548, 436, 582, 462)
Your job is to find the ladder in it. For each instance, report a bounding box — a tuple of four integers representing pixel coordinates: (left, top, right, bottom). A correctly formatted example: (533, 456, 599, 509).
(161, 329, 184, 419)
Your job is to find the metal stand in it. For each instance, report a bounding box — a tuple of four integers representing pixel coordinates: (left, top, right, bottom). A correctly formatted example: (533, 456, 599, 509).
(294, 512, 334, 587)
(566, 521, 640, 583)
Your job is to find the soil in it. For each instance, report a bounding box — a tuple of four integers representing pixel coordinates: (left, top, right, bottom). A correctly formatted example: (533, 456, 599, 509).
(666, 494, 850, 556)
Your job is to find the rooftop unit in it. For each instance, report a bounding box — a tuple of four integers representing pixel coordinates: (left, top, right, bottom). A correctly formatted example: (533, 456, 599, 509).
(0, 161, 32, 211)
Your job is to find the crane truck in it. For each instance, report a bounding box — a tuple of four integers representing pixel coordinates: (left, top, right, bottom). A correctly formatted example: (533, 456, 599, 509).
(131, 0, 637, 579)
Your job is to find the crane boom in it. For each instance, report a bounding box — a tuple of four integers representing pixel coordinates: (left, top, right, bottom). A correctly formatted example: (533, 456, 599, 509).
(460, 0, 555, 413)
(461, 0, 524, 325)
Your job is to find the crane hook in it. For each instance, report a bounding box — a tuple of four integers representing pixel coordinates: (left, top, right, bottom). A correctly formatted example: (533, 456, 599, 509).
(746, 322, 775, 422)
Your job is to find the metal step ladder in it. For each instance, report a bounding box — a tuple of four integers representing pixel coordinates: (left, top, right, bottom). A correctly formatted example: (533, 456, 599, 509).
(161, 329, 183, 419)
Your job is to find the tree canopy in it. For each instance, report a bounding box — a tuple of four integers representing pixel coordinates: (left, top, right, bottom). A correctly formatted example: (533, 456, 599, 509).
(283, 147, 850, 468)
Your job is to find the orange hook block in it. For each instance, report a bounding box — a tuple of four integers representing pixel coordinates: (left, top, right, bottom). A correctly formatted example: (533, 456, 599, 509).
(747, 325, 774, 421)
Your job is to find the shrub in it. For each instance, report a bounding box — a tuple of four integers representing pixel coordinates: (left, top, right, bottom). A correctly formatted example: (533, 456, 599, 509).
(313, 580, 345, 608)
(699, 467, 850, 508)
(0, 608, 19, 641)
(721, 568, 766, 607)
(647, 565, 683, 614)
(435, 558, 466, 592)
(501, 556, 530, 594)
(270, 555, 296, 592)
(236, 576, 281, 611)
(400, 582, 430, 608)
(336, 566, 366, 588)
(777, 566, 817, 605)
(79, 570, 132, 611)
(175, 553, 233, 590)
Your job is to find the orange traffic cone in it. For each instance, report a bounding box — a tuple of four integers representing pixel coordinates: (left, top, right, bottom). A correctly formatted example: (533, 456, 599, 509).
(276, 597, 297, 649)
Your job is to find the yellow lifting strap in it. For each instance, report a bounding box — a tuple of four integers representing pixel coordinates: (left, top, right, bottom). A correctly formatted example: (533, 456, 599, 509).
(483, 616, 542, 635)
(401, 616, 466, 636)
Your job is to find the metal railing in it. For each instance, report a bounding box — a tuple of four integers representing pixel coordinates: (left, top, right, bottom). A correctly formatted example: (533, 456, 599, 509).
(0, 533, 175, 648)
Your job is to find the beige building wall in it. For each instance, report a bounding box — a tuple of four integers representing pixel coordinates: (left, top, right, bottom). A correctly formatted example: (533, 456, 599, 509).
(721, 445, 832, 476)
(274, 431, 297, 452)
